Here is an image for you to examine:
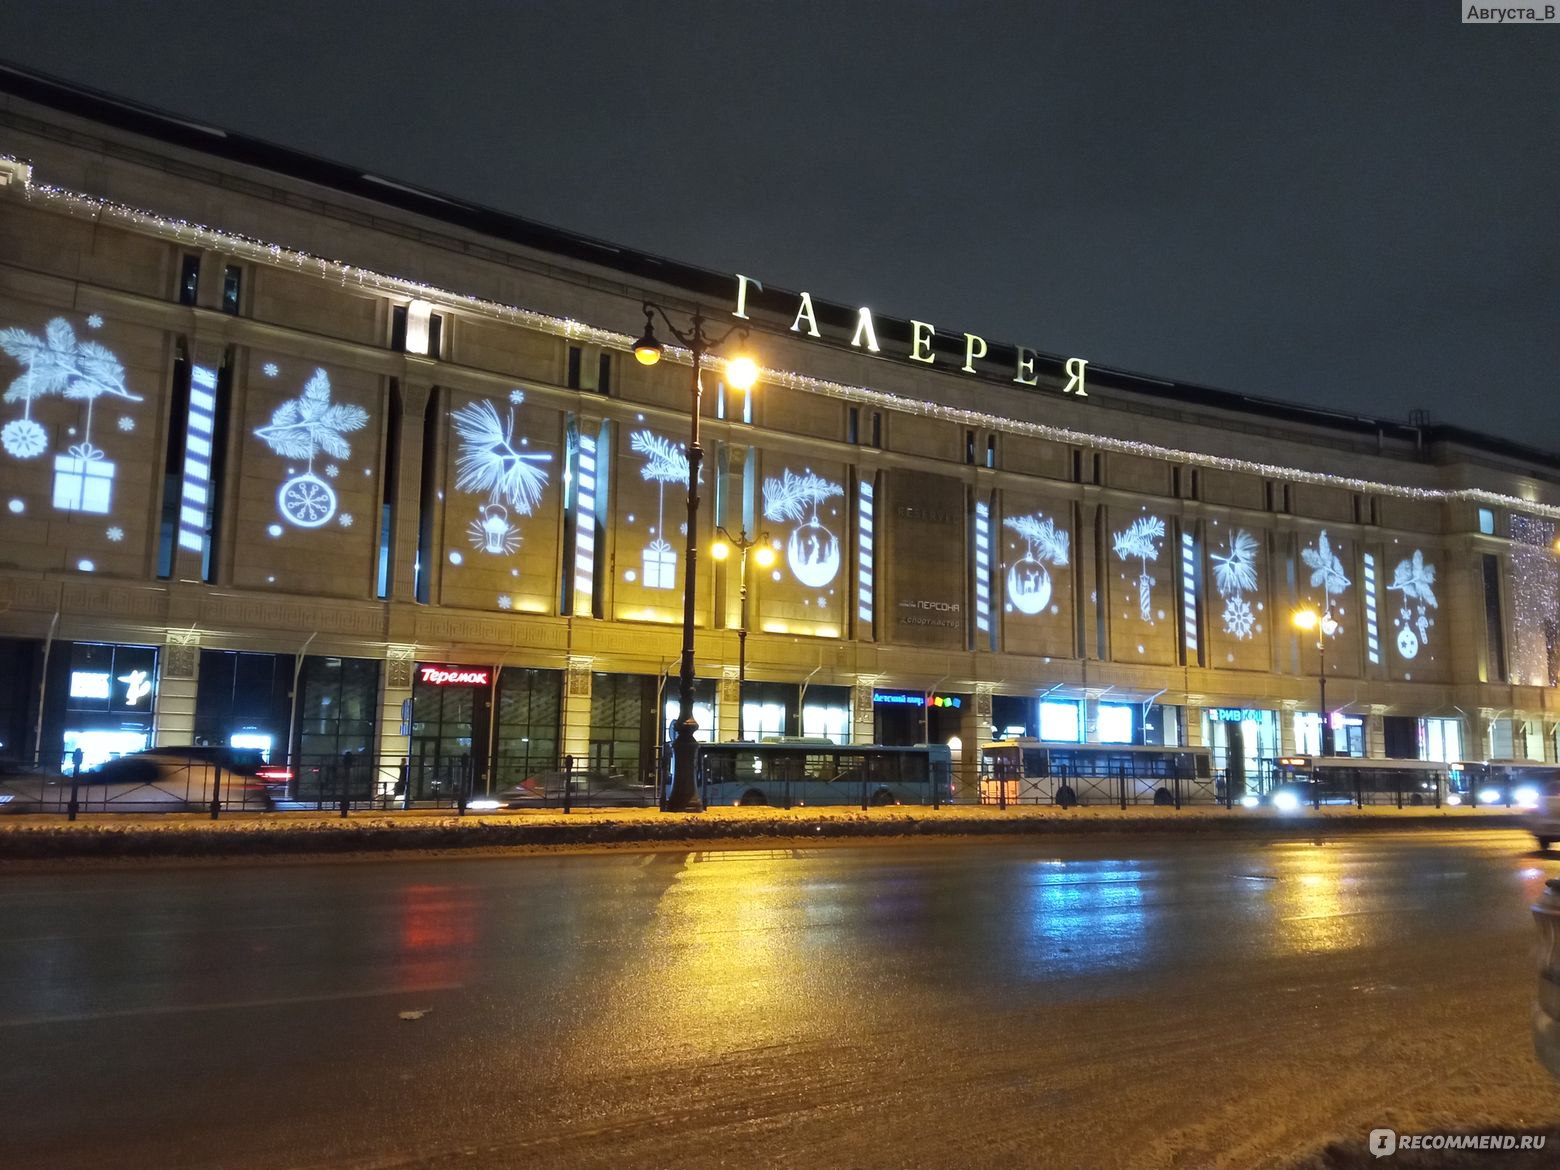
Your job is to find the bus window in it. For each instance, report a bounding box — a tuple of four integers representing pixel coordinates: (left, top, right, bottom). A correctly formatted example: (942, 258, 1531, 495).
(804, 752, 836, 781)
(836, 752, 866, 782)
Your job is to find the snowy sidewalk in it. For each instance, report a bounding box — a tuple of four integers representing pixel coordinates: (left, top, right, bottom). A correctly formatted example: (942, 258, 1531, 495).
(0, 802, 1528, 861)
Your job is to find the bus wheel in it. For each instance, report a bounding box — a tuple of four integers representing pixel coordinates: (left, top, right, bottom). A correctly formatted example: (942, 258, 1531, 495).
(870, 788, 896, 807)
(738, 789, 767, 807)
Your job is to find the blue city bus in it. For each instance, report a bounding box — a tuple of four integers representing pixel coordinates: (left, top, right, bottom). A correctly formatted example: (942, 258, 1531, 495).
(697, 740, 955, 807)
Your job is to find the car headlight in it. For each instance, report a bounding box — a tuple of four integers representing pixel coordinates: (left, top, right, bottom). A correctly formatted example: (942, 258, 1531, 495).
(1239, 794, 1260, 809)
(1272, 790, 1301, 812)
(1446, 793, 1463, 806)
(1478, 788, 1502, 805)
(466, 799, 501, 811)
(1516, 785, 1541, 808)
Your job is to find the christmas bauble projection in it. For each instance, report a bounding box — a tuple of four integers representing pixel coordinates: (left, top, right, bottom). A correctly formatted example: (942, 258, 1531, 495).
(0, 313, 144, 546)
(450, 391, 552, 609)
(253, 367, 369, 529)
(1387, 548, 1437, 661)
(1002, 511, 1069, 616)
(762, 468, 845, 590)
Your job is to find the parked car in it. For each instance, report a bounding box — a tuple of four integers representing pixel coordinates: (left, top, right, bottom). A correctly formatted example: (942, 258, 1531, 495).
(485, 770, 655, 809)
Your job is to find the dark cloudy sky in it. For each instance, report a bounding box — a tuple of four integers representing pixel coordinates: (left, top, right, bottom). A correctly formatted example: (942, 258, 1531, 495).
(1, 2, 1556, 447)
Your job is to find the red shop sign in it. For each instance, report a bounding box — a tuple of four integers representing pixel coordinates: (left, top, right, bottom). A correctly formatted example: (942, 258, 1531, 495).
(418, 664, 491, 687)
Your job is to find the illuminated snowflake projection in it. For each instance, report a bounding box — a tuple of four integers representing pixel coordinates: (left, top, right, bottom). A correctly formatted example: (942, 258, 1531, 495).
(630, 430, 693, 589)
(1222, 595, 1255, 640)
(106, 525, 123, 542)
(763, 468, 845, 589)
(262, 362, 279, 378)
(1211, 528, 1260, 639)
(117, 415, 134, 432)
(338, 512, 354, 528)
(1300, 529, 1351, 625)
(509, 388, 525, 405)
(1002, 512, 1069, 616)
(86, 314, 103, 330)
(1112, 514, 1165, 622)
(1387, 548, 1437, 659)
(452, 398, 551, 557)
(253, 368, 368, 528)
(325, 464, 339, 478)
(1, 316, 143, 516)
(496, 594, 513, 610)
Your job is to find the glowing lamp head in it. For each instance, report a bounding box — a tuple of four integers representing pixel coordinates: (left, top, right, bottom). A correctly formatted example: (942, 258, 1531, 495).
(631, 307, 663, 366)
(710, 540, 731, 562)
(1292, 609, 1319, 633)
(724, 354, 759, 391)
(753, 544, 777, 569)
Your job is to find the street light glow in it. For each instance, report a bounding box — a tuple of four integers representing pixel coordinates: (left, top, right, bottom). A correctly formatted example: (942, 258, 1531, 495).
(725, 354, 759, 391)
(710, 540, 730, 561)
(1292, 608, 1319, 632)
(753, 544, 777, 569)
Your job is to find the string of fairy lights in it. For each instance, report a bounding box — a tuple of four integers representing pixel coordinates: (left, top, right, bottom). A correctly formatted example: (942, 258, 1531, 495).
(11, 159, 1560, 523)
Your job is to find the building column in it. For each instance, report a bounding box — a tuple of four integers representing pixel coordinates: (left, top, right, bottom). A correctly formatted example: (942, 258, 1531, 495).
(393, 379, 435, 601)
(717, 668, 741, 742)
(1183, 704, 1205, 748)
(1365, 709, 1386, 759)
(955, 696, 982, 800)
(852, 679, 875, 745)
(560, 658, 593, 766)
(154, 633, 200, 746)
(379, 647, 414, 794)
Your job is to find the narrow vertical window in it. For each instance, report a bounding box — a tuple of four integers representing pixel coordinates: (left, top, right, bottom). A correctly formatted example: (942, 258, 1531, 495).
(156, 343, 192, 578)
(376, 381, 401, 600)
(414, 390, 440, 604)
(856, 475, 875, 633)
(597, 352, 613, 396)
(965, 429, 976, 465)
(869, 411, 881, 448)
(1363, 552, 1380, 664)
(572, 425, 601, 616)
(221, 265, 242, 315)
(1180, 529, 1199, 665)
(847, 406, 859, 445)
(566, 346, 582, 389)
(178, 254, 200, 306)
(403, 300, 433, 355)
(1482, 554, 1507, 682)
(973, 498, 992, 645)
(985, 435, 997, 469)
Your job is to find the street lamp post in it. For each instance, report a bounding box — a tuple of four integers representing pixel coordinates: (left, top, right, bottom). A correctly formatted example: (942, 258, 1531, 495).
(1292, 607, 1339, 757)
(631, 304, 758, 812)
(711, 528, 775, 733)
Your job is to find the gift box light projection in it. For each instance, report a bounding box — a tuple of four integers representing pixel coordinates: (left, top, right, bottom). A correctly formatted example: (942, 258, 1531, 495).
(446, 391, 556, 613)
(760, 462, 846, 635)
(253, 368, 369, 529)
(1, 314, 143, 521)
(614, 425, 704, 623)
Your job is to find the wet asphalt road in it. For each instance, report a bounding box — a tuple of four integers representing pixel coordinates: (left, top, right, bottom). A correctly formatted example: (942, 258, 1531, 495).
(2, 830, 1558, 1170)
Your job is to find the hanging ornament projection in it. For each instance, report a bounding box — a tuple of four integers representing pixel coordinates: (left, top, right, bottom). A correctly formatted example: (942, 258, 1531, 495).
(1210, 527, 1261, 640)
(1387, 548, 1438, 661)
(0, 315, 143, 516)
(1300, 529, 1351, 628)
(763, 468, 845, 589)
(1112, 514, 1166, 622)
(451, 398, 551, 558)
(630, 430, 693, 590)
(1002, 512, 1069, 616)
(254, 368, 368, 529)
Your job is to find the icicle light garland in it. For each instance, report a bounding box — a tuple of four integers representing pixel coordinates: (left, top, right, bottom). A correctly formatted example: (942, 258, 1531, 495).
(13, 162, 1560, 522)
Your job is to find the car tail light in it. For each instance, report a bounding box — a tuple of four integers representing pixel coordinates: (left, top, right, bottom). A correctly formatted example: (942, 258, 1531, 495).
(258, 768, 292, 781)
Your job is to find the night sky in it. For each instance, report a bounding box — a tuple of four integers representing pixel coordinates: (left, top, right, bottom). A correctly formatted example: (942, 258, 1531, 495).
(1, 3, 1556, 449)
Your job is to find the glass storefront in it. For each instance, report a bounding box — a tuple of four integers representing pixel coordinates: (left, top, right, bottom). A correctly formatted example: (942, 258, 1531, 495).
(45, 642, 159, 771)
(0, 638, 41, 760)
(590, 672, 655, 785)
(193, 650, 294, 761)
(801, 684, 850, 743)
(1200, 708, 1279, 795)
(296, 655, 379, 761)
(493, 668, 561, 782)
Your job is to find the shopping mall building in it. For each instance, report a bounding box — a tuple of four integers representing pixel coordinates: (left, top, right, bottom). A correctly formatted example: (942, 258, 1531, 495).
(0, 67, 1556, 795)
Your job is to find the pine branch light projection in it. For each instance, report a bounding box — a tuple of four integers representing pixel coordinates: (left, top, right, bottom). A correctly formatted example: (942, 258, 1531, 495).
(1, 314, 143, 517)
(763, 468, 846, 589)
(1211, 528, 1261, 640)
(1301, 530, 1351, 623)
(1113, 514, 1166, 622)
(253, 368, 368, 528)
(452, 398, 551, 557)
(1003, 512, 1069, 616)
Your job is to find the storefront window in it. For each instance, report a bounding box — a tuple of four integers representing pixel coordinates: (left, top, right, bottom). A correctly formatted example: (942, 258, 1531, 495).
(1040, 699, 1081, 742)
(51, 642, 158, 771)
(802, 703, 850, 743)
(1096, 704, 1136, 744)
(1295, 712, 1323, 756)
(194, 650, 294, 760)
(296, 656, 378, 761)
(494, 668, 560, 780)
(590, 673, 653, 783)
(1419, 717, 1463, 763)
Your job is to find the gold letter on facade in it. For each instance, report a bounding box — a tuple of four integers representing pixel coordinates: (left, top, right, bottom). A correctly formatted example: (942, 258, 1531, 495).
(850, 306, 881, 353)
(1013, 346, 1038, 386)
(1063, 356, 1089, 396)
(962, 333, 988, 373)
(791, 292, 822, 338)
(909, 320, 937, 364)
(733, 273, 762, 320)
